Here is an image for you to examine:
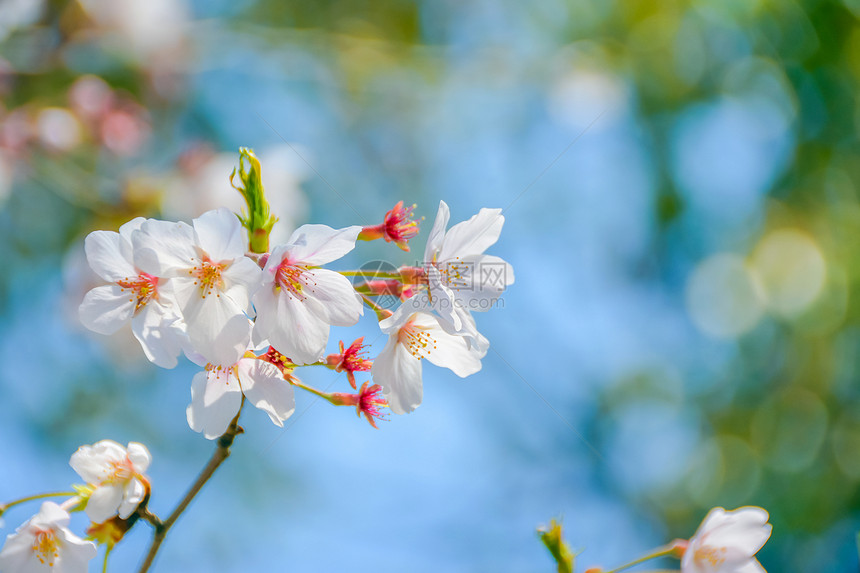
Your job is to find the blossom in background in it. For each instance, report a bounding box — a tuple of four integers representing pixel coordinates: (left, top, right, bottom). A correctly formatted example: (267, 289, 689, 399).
(186, 352, 296, 439)
(70, 440, 152, 524)
(681, 506, 772, 573)
(397, 200, 514, 350)
(79, 217, 186, 368)
(133, 208, 262, 366)
(371, 310, 486, 414)
(253, 224, 363, 365)
(0, 502, 96, 573)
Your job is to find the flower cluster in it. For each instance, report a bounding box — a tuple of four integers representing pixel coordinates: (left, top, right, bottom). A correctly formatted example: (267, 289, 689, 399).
(78, 149, 514, 436)
(0, 440, 153, 573)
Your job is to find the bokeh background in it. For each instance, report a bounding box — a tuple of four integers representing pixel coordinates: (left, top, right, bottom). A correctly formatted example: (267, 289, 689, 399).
(1, 1, 859, 571)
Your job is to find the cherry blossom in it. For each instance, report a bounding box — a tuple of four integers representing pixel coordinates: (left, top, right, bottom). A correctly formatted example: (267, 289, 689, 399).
(133, 208, 262, 366)
(186, 353, 296, 439)
(252, 224, 363, 365)
(79, 217, 186, 368)
(397, 200, 514, 350)
(681, 506, 772, 573)
(70, 440, 151, 524)
(371, 310, 486, 414)
(0, 502, 96, 573)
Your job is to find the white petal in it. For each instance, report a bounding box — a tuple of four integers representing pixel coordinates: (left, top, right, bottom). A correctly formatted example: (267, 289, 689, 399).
(734, 560, 767, 573)
(283, 224, 361, 265)
(442, 254, 514, 310)
(303, 268, 363, 326)
(79, 285, 135, 335)
(252, 286, 330, 364)
(117, 216, 146, 245)
(118, 479, 146, 519)
(70, 441, 125, 484)
(238, 359, 295, 426)
(126, 442, 152, 473)
(85, 484, 123, 523)
(180, 285, 252, 366)
(371, 335, 423, 415)
(412, 313, 484, 377)
(186, 368, 243, 439)
(84, 230, 136, 282)
(131, 304, 186, 369)
(438, 207, 504, 262)
(55, 528, 98, 573)
(32, 502, 71, 529)
(705, 507, 772, 560)
(221, 256, 263, 314)
(424, 200, 450, 262)
(133, 219, 196, 277)
(0, 528, 36, 569)
(192, 208, 247, 262)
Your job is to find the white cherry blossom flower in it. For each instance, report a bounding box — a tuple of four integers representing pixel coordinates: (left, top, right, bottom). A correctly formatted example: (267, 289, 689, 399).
(682, 506, 772, 573)
(186, 352, 296, 439)
(79, 217, 186, 368)
(0, 502, 96, 573)
(399, 200, 514, 350)
(252, 224, 363, 365)
(371, 310, 486, 415)
(70, 440, 152, 524)
(133, 208, 262, 366)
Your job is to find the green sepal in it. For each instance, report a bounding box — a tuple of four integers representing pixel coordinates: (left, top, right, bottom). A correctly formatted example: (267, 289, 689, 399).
(230, 147, 278, 254)
(70, 484, 95, 512)
(538, 518, 575, 573)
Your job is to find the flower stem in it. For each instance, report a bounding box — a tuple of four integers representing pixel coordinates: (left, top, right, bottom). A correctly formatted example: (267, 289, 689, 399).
(603, 544, 678, 573)
(360, 294, 392, 320)
(0, 491, 76, 514)
(338, 270, 403, 279)
(102, 544, 112, 573)
(135, 398, 246, 573)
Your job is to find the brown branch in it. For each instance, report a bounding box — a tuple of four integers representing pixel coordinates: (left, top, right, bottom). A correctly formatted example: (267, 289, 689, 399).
(136, 402, 245, 573)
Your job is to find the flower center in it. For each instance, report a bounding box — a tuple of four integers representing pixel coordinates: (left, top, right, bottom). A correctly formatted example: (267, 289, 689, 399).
(190, 258, 225, 298)
(694, 545, 727, 567)
(117, 273, 159, 313)
(397, 317, 437, 360)
(106, 456, 136, 483)
(274, 260, 313, 301)
(31, 528, 60, 566)
(206, 363, 239, 385)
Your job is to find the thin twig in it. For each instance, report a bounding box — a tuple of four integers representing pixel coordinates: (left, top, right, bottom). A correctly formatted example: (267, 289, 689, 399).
(136, 401, 245, 573)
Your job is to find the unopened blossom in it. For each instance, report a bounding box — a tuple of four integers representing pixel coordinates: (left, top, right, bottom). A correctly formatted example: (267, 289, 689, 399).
(397, 200, 514, 350)
(371, 310, 486, 414)
(681, 506, 772, 573)
(359, 201, 421, 251)
(133, 208, 262, 366)
(79, 217, 186, 368)
(186, 352, 296, 439)
(0, 502, 96, 573)
(70, 440, 151, 524)
(252, 224, 363, 365)
(326, 337, 372, 389)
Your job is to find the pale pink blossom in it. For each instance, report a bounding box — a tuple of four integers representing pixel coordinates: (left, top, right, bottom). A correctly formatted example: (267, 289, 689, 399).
(70, 440, 151, 524)
(682, 506, 772, 573)
(79, 217, 186, 368)
(133, 208, 262, 366)
(371, 310, 485, 414)
(252, 224, 363, 365)
(0, 502, 96, 573)
(397, 200, 513, 350)
(186, 352, 296, 439)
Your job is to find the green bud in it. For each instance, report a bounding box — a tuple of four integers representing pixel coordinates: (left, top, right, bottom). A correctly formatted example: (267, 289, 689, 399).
(70, 483, 95, 513)
(230, 147, 278, 254)
(538, 518, 575, 573)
